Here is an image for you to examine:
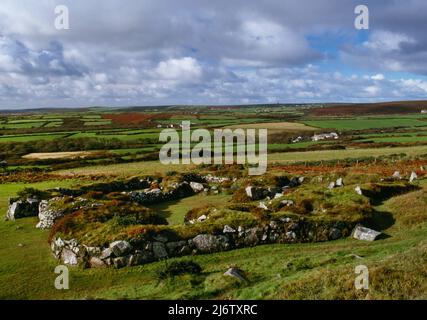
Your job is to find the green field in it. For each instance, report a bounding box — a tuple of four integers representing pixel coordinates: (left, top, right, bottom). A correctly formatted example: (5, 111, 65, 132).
(304, 118, 427, 130)
(0, 133, 68, 142)
(269, 145, 427, 163)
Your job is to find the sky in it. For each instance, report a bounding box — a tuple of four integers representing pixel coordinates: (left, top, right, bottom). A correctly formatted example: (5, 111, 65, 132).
(0, 0, 427, 109)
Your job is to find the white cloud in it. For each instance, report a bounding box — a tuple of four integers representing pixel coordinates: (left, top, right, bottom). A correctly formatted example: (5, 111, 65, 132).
(371, 74, 385, 81)
(364, 31, 415, 52)
(154, 57, 202, 82)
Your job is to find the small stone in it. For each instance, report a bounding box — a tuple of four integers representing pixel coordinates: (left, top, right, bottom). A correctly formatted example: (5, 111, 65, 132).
(258, 202, 268, 210)
(392, 171, 401, 179)
(328, 182, 335, 189)
(197, 214, 207, 222)
(409, 171, 417, 183)
(223, 225, 236, 233)
(113, 256, 128, 269)
(335, 178, 344, 187)
(281, 199, 294, 207)
(286, 231, 296, 240)
(190, 182, 204, 193)
(329, 228, 342, 240)
(355, 186, 363, 195)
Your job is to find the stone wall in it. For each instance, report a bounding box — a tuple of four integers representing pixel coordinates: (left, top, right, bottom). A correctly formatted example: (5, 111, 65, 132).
(51, 216, 356, 269)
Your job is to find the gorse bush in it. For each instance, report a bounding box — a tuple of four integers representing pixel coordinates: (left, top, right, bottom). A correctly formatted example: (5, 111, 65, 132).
(16, 187, 50, 200)
(156, 260, 202, 280)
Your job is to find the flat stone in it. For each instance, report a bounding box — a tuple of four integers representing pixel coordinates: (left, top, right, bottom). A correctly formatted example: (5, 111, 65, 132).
(109, 240, 132, 256)
(99, 248, 113, 259)
(223, 268, 247, 282)
(190, 182, 204, 193)
(193, 234, 229, 253)
(89, 257, 106, 268)
(352, 225, 381, 241)
(61, 248, 78, 265)
(152, 242, 168, 259)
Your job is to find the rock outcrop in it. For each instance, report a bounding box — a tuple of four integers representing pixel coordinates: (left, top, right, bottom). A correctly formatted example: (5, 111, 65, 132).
(130, 182, 194, 204)
(5, 198, 40, 221)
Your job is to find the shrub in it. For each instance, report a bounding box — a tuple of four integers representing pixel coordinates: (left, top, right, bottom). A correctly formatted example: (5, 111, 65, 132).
(179, 173, 206, 183)
(156, 260, 202, 280)
(166, 170, 178, 177)
(294, 199, 315, 214)
(227, 203, 255, 212)
(83, 191, 104, 200)
(106, 192, 131, 201)
(17, 187, 50, 200)
(184, 205, 214, 222)
(251, 207, 270, 221)
(231, 187, 251, 203)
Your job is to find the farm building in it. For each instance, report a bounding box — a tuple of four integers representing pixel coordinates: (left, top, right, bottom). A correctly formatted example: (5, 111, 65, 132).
(311, 132, 339, 141)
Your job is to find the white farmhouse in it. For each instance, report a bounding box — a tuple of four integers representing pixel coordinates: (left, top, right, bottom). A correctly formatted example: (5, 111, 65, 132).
(311, 132, 339, 141)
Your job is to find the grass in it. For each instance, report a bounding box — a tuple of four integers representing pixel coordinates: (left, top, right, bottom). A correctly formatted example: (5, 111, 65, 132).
(357, 135, 427, 143)
(0, 180, 83, 215)
(148, 194, 232, 225)
(304, 118, 427, 131)
(268, 145, 427, 163)
(56, 160, 196, 176)
(225, 122, 318, 131)
(0, 133, 68, 142)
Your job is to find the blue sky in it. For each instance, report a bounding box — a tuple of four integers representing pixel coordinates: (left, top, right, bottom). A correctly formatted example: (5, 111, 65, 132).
(0, 0, 426, 109)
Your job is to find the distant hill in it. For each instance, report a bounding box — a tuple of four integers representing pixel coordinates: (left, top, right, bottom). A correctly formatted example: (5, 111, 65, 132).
(309, 101, 427, 116)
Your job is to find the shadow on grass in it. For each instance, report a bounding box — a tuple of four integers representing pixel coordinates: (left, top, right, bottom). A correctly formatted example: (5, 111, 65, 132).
(147, 198, 185, 222)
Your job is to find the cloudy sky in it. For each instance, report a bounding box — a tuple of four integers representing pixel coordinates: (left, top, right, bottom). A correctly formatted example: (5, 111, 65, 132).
(0, 0, 426, 109)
